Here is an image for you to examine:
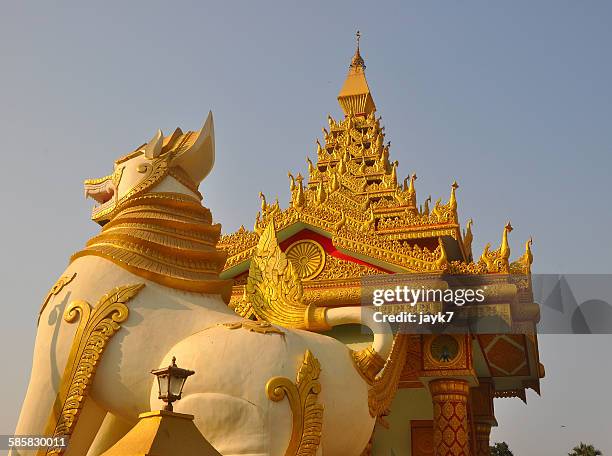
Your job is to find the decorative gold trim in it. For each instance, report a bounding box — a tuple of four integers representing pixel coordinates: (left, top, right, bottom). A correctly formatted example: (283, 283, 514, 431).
(265, 350, 323, 456)
(240, 222, 331, 331)
(40, 284, 145, 456)
(479, 222, 513, 273)
(423, 334, 470, 373)
(73, 193, 233, 301)
(429, 378, 470, 399)
(37, 273, 77, 325)
(367, 334, 409, 418)
(285, 239, 326, 281)
(218, 320, 285, 336)
(350, 347, 386, 385)
(168, 166, 203, 200)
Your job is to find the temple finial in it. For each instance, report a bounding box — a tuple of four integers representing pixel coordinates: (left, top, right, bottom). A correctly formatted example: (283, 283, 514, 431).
(350, 30, 366, 69)
(338, 31, 375, 115)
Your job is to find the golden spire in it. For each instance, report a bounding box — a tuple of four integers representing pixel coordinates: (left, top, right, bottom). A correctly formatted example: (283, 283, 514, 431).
(350, 30, 366, 69)
(338, 31, 376, 116)
(449, 181, 459, 212)
(293, 173, 305, 208)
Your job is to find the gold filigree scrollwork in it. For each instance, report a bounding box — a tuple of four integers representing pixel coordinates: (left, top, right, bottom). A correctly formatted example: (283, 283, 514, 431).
(37, 273, 77, 325)
(241, 222, 331, 332)
(41, 284, 145, 456)
(367, 333, 409, 418)
(218, 320, 285, 336)
(266, 350, 323, 456)
(351, 347, 386, 384)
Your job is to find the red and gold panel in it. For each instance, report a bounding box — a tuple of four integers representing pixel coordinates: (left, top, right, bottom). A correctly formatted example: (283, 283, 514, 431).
(400, 335, 423, 388)
(478, 334, 529, 377)
(430, 379, 471, 456)
(411, 420, 434, 456)
(279, 229, 389, 274)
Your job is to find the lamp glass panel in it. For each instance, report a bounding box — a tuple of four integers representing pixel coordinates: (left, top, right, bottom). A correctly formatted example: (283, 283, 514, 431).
(169, 375, 186, 397)
(157, 374, 169, 398)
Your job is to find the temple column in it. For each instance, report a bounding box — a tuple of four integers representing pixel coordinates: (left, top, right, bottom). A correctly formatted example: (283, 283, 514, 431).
(470, 379, 496, 456)
(474, 423, 491, 456)
(430, 379, 471, 456)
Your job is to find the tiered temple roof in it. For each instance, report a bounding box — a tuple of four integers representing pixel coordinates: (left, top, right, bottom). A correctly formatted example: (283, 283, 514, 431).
(218, 39, 542, 402)
(218, 44, 532, 280)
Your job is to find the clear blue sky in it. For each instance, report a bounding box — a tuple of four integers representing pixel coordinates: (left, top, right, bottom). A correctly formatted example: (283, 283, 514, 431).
(1, 2, 611, 454)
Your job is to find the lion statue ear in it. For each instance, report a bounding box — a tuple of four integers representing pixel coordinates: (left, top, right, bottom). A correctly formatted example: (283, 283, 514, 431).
(144, 129, 164, 159)
(171, 111, 215, 184)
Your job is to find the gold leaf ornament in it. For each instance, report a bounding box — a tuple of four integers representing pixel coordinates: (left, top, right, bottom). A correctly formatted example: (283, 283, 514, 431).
(266, 350, 323, 456)
(40, 283, 145, 456)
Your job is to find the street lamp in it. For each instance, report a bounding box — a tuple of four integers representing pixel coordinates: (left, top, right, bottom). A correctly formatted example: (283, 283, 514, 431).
(151, 356, 195, 411)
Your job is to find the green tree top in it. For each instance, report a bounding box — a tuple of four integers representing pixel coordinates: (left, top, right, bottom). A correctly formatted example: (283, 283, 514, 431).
(568, 442, 602, 456)
(490, 442, 513, 456)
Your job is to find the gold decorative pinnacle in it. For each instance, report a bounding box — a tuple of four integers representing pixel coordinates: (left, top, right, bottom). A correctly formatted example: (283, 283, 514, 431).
(505, 221, 514, 232)
(449, 181, 459, 212)
(351, 30, 365, 69)
(409, 173, 417, 191)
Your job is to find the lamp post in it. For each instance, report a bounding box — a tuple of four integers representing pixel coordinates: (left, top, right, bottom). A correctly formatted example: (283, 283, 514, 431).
(151, 356, 195, 411)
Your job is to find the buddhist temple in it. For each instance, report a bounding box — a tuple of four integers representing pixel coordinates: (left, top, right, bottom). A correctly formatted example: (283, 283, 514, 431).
(218, 35, 544, 455)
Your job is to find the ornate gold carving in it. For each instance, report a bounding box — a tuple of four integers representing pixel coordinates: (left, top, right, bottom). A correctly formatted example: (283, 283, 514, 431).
(37, 273, 77, 325)
(218, 45, 536, 283)
(219, 225, 259, 271)
(430, 379, 471, 456)
(316, 255, 383, 280)
(350, 347, 386, 384)
(334, 231, 447, 273)
(480, 222, 513, 273)
(218, 320, 285, 336)
(41, 284, 144, 456)
(86, 121, 212, 225)
(72, 193, 233, 299)
(285, 239, 326, 281)
(510, 237, 533, 275)
(240, 222, 331, 331)
(423, 335, 468, 371)
(429, 335, 460, 363)
(168, 165, 203, 199)
(367, 333, 409, 418)
(265, 350, 323, 456)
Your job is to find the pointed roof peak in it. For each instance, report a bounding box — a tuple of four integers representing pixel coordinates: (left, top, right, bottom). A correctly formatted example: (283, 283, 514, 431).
(350, 30, 366, 70)
(337, 31, 375, 116)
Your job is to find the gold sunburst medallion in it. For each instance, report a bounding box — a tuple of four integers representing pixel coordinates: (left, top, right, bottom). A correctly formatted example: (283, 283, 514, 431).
(285, 239, 326, 280)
